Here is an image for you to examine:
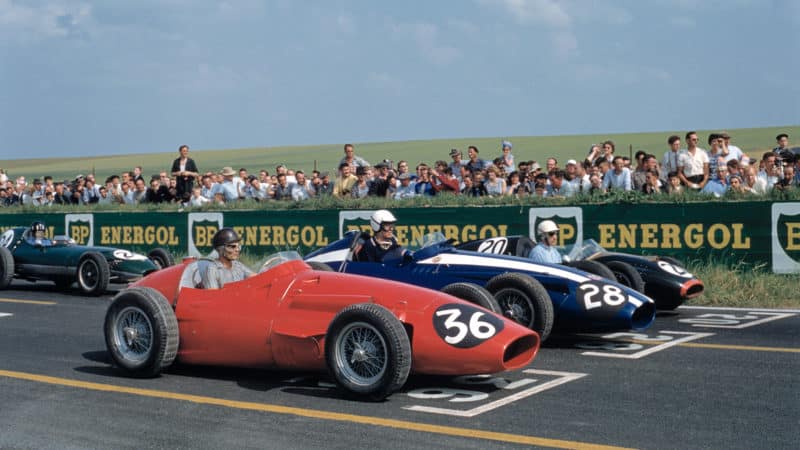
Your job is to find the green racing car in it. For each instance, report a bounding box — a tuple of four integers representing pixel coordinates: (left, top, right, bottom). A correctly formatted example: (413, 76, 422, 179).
(0, 222, 174, 295)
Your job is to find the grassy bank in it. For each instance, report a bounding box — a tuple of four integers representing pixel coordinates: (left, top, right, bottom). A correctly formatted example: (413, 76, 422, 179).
(2, 125, 795, 183)
(687, 261, 800, 309)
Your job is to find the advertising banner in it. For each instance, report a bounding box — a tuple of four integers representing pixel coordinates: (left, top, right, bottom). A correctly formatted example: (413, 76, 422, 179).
(0, 201, 793, 272)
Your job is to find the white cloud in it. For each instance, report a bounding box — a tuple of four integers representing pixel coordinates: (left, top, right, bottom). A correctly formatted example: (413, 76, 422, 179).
(392, 22, 462, 66)
(478, 0, 571, 27)
(476, 0, 578, 59)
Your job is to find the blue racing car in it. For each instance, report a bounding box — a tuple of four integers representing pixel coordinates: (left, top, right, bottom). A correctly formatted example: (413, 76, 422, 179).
(305, 231, 656, 341)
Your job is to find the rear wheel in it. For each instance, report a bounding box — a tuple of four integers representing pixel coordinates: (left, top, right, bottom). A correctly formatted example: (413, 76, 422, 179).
(0, 247, 14, 289)
(605, 261, 645, 293)
(148, 248, 175, 269)
(77, 252, 110, 296)
(486, 273, 554, 341)
(325, 303, 411, 401)
(441, 282, 502, 314)
(570, 260, 615, 281)
(104, 287, 179, 377)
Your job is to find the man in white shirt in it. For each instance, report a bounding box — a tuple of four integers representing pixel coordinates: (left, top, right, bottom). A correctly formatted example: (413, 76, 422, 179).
(678, 131, 709, 190)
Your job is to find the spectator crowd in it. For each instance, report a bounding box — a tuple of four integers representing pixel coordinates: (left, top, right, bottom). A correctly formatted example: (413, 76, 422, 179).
(1, 133, 797, 208)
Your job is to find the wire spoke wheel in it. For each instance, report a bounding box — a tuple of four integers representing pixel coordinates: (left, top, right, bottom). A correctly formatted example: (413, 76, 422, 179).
(496, 288, 535, 329)
(335, 321, 388, 386)
(113, 306, 154, 363)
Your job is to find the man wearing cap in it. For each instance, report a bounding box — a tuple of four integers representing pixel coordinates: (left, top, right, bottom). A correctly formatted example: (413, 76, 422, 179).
(448, 149, 466, 179)
(368, 162, 391, 197)
(393, 173, 417, 199)
(333, 163, 357, 198)
(315, 172, 333, 196)
(218, 167, 242, 202)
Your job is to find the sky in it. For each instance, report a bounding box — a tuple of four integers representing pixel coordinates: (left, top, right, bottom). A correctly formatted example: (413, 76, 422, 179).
(0, 0, 798, 159)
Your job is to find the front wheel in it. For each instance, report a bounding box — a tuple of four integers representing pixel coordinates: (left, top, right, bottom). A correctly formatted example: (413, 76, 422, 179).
(325, 303, 411, 401)
(486, 272, 554, 341)
(77, 252, 110, 296)
(104, 287, 179, 377)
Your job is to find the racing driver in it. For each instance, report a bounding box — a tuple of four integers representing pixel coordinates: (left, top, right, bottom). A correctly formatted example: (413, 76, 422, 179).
(357, 209, 414, 263)
(528, 220, 562, 264)
(202, 227, 255, 289)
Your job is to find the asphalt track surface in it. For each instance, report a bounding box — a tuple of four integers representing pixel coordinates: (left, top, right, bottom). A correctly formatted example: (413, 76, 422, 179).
(0, 282, 798, 450)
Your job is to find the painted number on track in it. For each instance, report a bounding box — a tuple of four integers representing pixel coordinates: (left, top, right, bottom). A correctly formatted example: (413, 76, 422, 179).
(679, 312, 796, 329)
(576, 331, 713, 359)
(404, 369, 587, 417)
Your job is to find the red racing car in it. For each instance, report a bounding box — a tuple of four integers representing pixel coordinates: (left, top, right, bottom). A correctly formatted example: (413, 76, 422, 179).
(104, 252, 539, 400)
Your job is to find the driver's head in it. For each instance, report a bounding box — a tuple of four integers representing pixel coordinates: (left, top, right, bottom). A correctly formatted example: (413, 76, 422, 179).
(31, 221, 46, 240)
(537, 220, 559, 247)
(212, 227, 242, 261)
(370, 209, 397, 241)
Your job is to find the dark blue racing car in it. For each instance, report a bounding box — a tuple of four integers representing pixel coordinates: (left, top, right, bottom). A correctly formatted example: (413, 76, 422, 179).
(305, 231, 656, 341)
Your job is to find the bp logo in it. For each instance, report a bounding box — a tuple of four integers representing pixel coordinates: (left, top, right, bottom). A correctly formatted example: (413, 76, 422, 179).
(338, 210, 376, 238)
(65, 214, 94, 245)
(529, 207, 582, 247)
(771, 203, 800, 273)
(188, 213, 223, 257)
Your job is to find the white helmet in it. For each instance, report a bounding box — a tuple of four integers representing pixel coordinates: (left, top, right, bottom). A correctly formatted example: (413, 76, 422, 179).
(370, 209, 397, 232)
(537, 220, 559, 237)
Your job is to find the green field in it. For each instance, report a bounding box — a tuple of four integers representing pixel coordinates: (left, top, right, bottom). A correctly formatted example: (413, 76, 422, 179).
(2, 125, 796, 182)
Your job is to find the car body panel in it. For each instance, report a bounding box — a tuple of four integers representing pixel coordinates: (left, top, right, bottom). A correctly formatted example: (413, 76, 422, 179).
(305, 231, 656, 332)
(130, 258, 540, 375)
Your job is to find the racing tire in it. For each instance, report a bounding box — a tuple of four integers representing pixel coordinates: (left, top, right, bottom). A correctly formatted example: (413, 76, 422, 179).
(104, 287, 179, 378)
(148, 248, 175, 269)
(569, 260, 615, 281)
(485, 273, 554, 341)
(53, 276, 74, 290)
(325, 303, 411, 401)
(605, 261, 645, 293)
(441, 282, 502, 314)
(77, 252, 111, 296)
(306, 261, 334, 272)
(0, 246, 13, 289)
